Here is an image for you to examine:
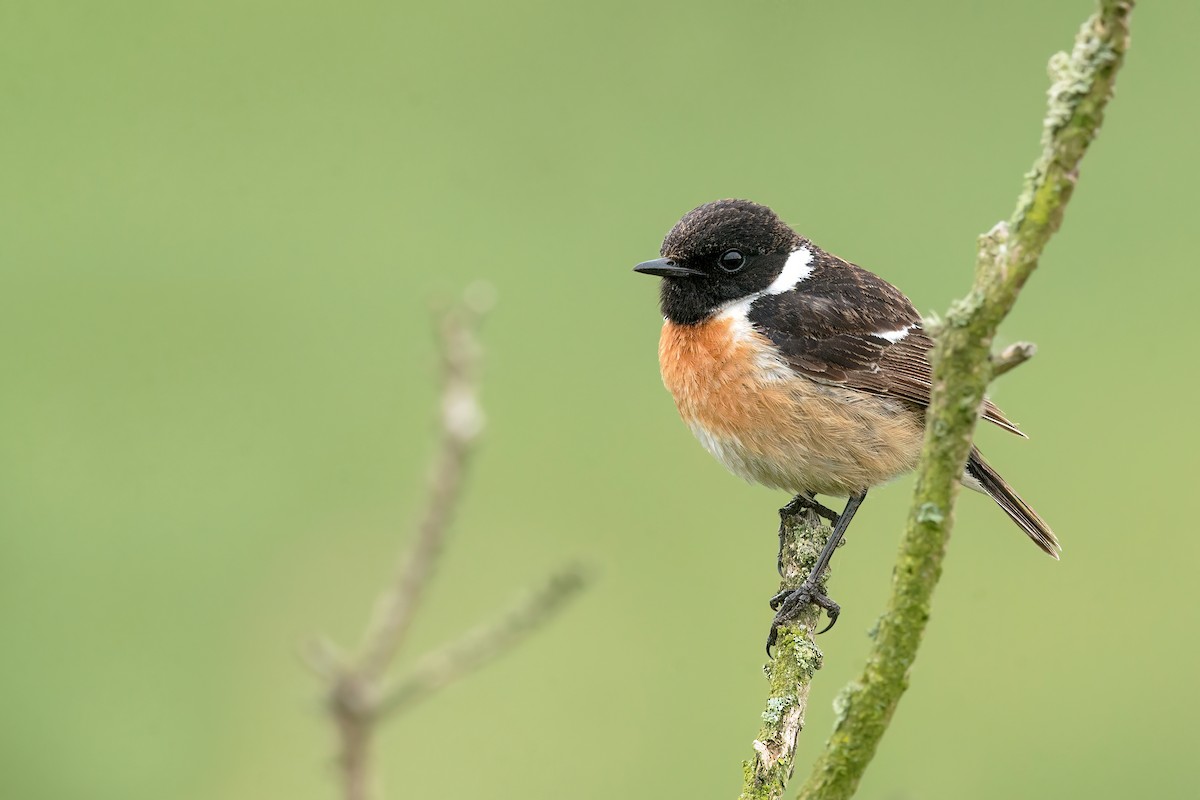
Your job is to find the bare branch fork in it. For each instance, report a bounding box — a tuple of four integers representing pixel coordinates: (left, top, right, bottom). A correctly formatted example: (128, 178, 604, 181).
(304, 289, 588, 800)
(740, 3, 1134, 799)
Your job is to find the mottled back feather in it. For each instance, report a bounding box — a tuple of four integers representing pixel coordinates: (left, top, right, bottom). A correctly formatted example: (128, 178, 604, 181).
(747, 248, 1025, 436)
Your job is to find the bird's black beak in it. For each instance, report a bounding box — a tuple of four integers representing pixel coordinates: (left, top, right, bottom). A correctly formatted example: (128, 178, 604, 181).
(633, 257, 704, 278)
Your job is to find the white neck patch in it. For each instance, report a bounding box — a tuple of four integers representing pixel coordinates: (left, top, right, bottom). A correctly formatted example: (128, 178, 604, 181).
(714, 246, 815, 342)
(765, 246, 814, 295)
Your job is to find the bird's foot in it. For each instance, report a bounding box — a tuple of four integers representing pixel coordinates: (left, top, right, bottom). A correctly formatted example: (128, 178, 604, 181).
(780, 493, 840, 523)
(765, 583, 840, 652)
(776, 494, 840, 576)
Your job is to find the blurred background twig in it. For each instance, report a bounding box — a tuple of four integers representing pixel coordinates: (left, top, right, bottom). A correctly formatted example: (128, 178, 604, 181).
(304, 290, 589, 800)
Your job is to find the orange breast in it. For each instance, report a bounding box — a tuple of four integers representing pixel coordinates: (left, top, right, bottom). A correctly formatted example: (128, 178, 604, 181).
(658, 316, 924, 496)
(659, 316, 791, 437)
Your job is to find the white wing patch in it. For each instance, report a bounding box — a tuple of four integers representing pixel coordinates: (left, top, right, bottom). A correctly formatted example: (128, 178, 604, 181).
(872, 324, 915, 343)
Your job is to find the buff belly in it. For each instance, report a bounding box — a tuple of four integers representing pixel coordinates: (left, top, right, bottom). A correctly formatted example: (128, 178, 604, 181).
(659, 316, 925, 497)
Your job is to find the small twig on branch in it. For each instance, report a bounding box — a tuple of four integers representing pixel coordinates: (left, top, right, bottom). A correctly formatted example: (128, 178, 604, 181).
(794, 4, 1133, 800)
(739, 510, 832, 800)
(991, 341, 1037, 378)
(306, 285, 589, 800)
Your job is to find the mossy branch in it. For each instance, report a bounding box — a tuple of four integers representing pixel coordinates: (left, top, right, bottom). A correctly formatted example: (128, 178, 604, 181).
(739, 510, 832, 800)
(793, 3, 1133, 800)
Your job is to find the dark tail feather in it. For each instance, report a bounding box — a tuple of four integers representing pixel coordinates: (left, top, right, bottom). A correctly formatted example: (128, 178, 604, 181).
(965, 447, 1060, 559)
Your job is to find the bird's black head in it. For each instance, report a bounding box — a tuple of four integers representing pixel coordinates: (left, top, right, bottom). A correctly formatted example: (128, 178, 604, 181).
(634, 199, 804, 325)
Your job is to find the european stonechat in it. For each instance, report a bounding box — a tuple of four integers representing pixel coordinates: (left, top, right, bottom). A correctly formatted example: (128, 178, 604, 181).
(634, 199, 1058, 644)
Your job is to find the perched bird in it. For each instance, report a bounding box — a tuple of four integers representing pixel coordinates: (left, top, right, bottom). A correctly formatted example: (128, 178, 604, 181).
(633, 199, 1058, 645)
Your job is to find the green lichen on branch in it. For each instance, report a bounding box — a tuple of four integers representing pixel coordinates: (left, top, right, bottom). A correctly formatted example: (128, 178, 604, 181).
(738, 510, 831, 800)
(793, 4, 1133, 800)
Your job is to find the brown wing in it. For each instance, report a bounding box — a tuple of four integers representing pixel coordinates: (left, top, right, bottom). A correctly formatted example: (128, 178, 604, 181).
(747, 250, 1024, 436)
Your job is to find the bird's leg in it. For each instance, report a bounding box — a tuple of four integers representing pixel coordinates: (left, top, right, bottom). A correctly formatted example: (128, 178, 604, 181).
(776, 493, 840, 576)
(768, 490, 868, 651)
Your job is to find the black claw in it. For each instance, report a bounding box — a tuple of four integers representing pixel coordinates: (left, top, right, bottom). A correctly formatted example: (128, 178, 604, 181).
(764, 584, 840, 650)
(776, 516, 789, 578)
(811, 592, 840, 633)
(780, 495, 807, 518)
(815, 608, 839, 635)
(811, 592, 841, 634)
(780, 493, 840, 523)
(768, 587, 806, 614)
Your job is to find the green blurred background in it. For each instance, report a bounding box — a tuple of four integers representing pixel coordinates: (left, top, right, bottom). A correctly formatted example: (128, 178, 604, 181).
(3, 1, 1196, 798)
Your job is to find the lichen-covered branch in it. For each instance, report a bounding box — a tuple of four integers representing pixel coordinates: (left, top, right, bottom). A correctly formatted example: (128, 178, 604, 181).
(739, 510, 832, 800)
(794, 4, 1133, 800)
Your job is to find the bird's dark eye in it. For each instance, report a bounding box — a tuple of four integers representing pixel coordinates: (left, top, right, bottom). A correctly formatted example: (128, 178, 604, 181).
(718, 249, 746, 272)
